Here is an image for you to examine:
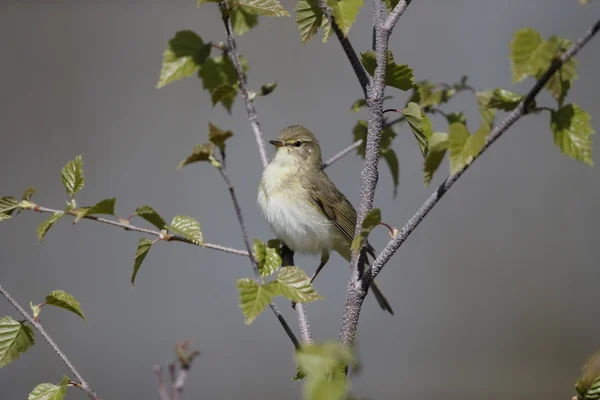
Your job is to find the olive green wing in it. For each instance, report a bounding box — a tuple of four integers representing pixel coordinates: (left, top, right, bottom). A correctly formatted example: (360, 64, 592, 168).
(301, 172, 357, 242)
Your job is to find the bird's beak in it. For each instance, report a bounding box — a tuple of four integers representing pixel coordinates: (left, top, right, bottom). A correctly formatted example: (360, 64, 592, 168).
(269, 140, 284, 147)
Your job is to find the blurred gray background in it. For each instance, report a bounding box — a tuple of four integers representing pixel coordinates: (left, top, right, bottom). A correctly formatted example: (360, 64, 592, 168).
(1, 0, 599, 399)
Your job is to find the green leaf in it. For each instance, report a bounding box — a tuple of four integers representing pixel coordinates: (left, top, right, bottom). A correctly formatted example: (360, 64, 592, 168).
(177, 143, 214, 169)
(361, 50, 414, 91)
(402, 102, 431, 156)
(36, 212, 64, 243)
(259, 81, 278, 96)
(0, 196, 19, 216)
(576, 349, 600, 399)
(272, 266, 323, 303)
(445, 112, 466, 125)
(61, 155, 84, 198)
(131, 238, 153, 287)
(295, 0, 324, 44)
(320, 11, 333, 43)
(168, 215, 204, 245)
(381, 149, 399, 197)
(84, 198, 116, 216)
(211, 84, 238, 113)
(476, 90, 496, 129)
(0, 316, 35, 368)
(157, 31, 211, 89)
(488, 88, 527, 111)
(234, 0, 290, 17)
(0, 213, 11, 222)
(236, 278, 277, 324)
(551, 104, 594, 166)
(28, 376, 69, 400)
(45, 290, 87, 322)
(510, 28, 543, 83)
(326, 0, 363, 36)
(537, 37, 578, 105)
(423, 132, 448, 186)
(254, 239, 281, 277)
(351, 208, 381, 253)
(30, 302, 41, 320)
(134, 205, 167, 230)
(208, 123, 234, 153)
(230, 6, 259, 36)
(22, 187, 36, 201)
(198, 55, 247, 92)
(157, 50, 199, 88)
(448, 122, 490, 175)
(411, 81, 456, 108)
(383, 0, 399, 12)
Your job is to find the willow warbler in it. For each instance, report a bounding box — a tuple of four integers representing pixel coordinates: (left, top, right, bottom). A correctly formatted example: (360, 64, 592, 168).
(257, 125, 393, 314)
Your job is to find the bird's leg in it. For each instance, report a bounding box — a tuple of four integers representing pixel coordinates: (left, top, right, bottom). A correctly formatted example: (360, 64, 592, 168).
(310, 250, 330, 284)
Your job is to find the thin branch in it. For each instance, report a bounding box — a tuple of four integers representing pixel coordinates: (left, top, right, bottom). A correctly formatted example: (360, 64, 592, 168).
(31, 205, 248, 257)
(318, 0, 370, 97)
(353, 17, 600, 349)
(322, 140, 363, 168)
(383, 0, 412, 31)
(216, 166, 301, 349)
(154, 366, 171, 400)
(220, 2, 269, 168)
(0, 284, 101, 400)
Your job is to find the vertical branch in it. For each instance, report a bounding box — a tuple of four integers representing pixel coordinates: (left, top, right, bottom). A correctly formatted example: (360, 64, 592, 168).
(282, 245, 313, 344)
(220, 1, 269, 168)
(0, 284, 101, 400)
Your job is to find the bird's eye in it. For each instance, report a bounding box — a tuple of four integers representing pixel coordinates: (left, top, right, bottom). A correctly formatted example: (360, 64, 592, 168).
(294, 141, 302, 147)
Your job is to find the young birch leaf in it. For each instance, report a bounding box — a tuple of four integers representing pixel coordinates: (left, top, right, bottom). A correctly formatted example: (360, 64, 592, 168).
(28, 376, 69, 400)
(37, 212, 64, 243)
(168, 216, 203, 245)
(134, 206, 167, 230)
(538, 37, 578, 105)
(476, 90, 496, 129)
(22, 187, 36, 201)
(0, 213, 10, 222)
(236, 278, 277, 324)
(84, 198, 116, 216)
(211, 84, 238, 113)
(0, 196, 19, 216)
(61, 156, 84, 198)
(259, 81, 278, 96)
(131, 238, 153, 287)
(551, 104, 595, 166)
(0, 316, 35, 368)
(177, 143, 214, 169)
(488, 88, 527, 111)
(273, 266, 323, 303)
(351, 208, 381, 253)
(361, 50, 414, 91)
(45, 290, 87, 322)
(157, 31, 211, 88)
(448, 122, 490, 175)
(158, 50, 200, 88)
(424, 132, 449, 186)
(198, 56, 244, 92)
(326, 0, 363, 36)
(295, 0, 324, 44)
(254, 239, 281, 277)
(445, 112, 466, 125)
(510, 28, 543, 83)
(208, 123, 234, 152)
(321, 12, 333, 42)
(230, 6, 259, 36)
(381, 149, 399, 197)
(576, 349, 600, 400)
(402, 102, 430, 156)
(235, 0, 290, 17)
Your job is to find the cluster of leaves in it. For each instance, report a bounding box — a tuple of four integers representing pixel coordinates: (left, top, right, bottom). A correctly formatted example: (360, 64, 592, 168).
(237, 240, 323, 324)
(576, 349, 600, 400)
(0, 290, 86, 399)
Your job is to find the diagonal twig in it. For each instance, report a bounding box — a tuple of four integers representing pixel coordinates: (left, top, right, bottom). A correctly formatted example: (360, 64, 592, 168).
(0, 284, 101, 400)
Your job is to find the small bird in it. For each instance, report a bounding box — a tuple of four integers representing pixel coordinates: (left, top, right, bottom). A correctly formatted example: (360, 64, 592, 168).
(257, 125, 393, 314)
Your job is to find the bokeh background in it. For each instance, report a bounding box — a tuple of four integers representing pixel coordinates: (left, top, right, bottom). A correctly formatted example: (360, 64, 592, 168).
(1, 0, 599, 399)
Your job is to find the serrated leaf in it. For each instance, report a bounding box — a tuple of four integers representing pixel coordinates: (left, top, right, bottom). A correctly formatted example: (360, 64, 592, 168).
(383, 0, 399, 12)
(28, 376, 69, 400)
(510, 28, 543, 83)
(230, 6, 259, 36)
(445, 112, 466, 125)
(321, 12, 333, 43)
(37, 212, 64, 243)
(211, 84, 238, 113)
(551, 104, 594, 166)
(61, 156, 84, 198)
(45, 290, 87, 322)
(22, 187, 36, 201)
(134, 206, 167, 230)
(208, 123, 234, 153)
(423, 132, 448, 186)
(361, 50, 414, 91)
(84, 198, 116, 216)
(488, 88, 527, 111)
(0, 196, 19, 216)
(273, 266, 323, 303)
(295, 0, 324, 44)
(158, 31, 211, 89)
(402, 102, 431, 156)
(448, 122, 490, 175)
(326, 0, 363, 36)
(168, 215, 204, 245)
(259, 81, 278, 96)
(351, 208, 381, 253)
(381, 149, 399, 197)
(235, 0, 290, 17)
(254, 239, 281, 277)
(131, 238, 153, 287)
(177, 143, 214, 169)
(236, 278, 277, 324)
(538, 37, 578, 105)
(0, 316, 35, 368)
(0, 213, 10, 222)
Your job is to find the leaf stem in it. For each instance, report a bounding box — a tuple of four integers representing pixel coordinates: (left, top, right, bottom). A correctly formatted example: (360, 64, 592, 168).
(0, 284, 101, 400)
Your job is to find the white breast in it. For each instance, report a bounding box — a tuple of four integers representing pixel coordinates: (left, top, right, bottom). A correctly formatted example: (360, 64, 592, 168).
(258, 157, 335, 254)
